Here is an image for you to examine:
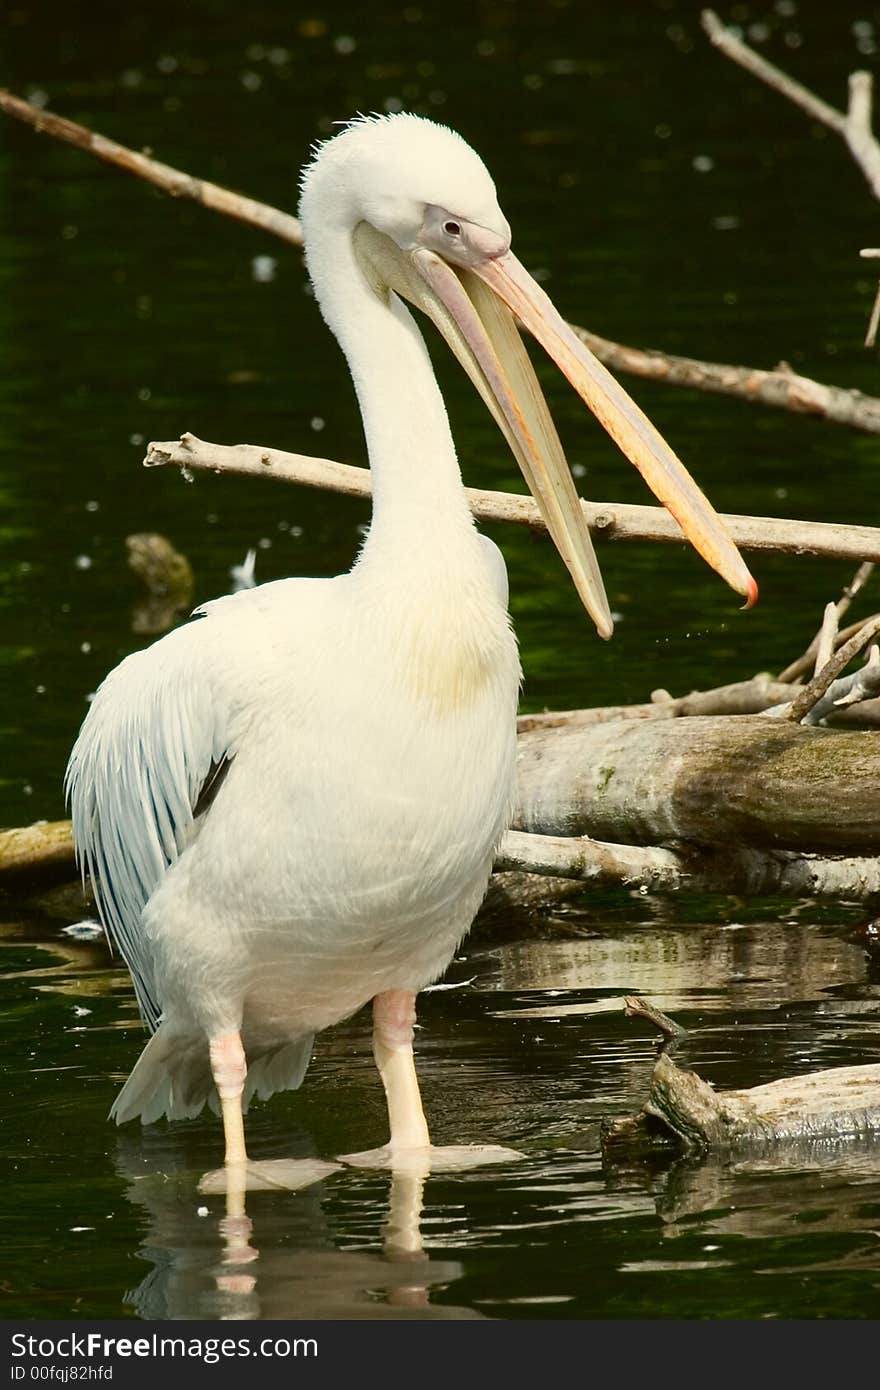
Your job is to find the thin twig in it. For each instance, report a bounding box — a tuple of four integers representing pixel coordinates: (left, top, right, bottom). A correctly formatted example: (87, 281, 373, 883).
(845, 71, 880, 199)
(814, 602, 839, 676)
(781, 615, 880, 723)
(6, 87, 880, 435)
(801, 644, 880, 726)
(778, 564, 875, 682)
(864, 277, 880, 348)
(145, 433, 880, 564)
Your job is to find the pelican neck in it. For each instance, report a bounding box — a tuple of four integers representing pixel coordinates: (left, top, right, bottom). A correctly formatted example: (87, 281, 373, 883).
(307, 226, 479, 561)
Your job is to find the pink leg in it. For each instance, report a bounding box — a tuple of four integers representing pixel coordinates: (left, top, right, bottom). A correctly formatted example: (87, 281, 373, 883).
(209, 1031, 248, 1168)
(339, 991, 523, 1170)
(373, 991, 431, 1152)
(200, 1030, 341, 1197)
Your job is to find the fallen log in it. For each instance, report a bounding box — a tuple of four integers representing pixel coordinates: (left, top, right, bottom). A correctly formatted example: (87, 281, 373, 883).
(515, 715, 880, 853)
(603, 1041, 880, 1156)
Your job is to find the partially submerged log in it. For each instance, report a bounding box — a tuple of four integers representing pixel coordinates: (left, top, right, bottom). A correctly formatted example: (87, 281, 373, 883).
(604, 1049, 880, 1156)
(515, 715, 880, 853)
(5, 715, 880, 899)
(0, 821, 76, 885)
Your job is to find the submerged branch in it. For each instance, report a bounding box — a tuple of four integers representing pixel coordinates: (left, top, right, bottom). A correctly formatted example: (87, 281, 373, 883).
(146, 433, 880, 564)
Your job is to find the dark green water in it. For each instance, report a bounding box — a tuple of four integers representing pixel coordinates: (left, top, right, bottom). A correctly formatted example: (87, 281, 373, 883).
(2, 0, 880, 1319)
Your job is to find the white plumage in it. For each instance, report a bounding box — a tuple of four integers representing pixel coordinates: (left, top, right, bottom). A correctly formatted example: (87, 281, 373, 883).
(67, 113, 753, 1179)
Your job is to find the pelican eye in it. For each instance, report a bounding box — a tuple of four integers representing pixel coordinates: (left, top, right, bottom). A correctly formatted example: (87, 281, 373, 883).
(443, 220, 462, 237)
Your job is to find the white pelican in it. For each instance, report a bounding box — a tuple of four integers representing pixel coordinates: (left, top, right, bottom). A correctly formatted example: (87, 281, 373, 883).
(67, 114, 755, 1186)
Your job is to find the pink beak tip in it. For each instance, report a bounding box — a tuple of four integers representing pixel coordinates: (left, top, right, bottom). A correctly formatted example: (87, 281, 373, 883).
(741, 575, 759, 610)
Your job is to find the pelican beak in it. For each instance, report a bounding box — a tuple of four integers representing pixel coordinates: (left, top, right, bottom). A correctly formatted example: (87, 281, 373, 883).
(352, 223, 757, 639)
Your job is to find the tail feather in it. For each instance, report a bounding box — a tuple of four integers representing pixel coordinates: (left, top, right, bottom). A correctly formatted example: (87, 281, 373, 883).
(111, 1027, 315, 1124)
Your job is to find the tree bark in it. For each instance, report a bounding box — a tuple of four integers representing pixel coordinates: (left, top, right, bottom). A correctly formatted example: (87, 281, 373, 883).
(604, 1049, 880, 1154)
(515, 715, 880, 852)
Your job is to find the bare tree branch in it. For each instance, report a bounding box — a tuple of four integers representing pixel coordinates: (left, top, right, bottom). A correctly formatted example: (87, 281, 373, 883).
(800, 643, 880, 726)
(702, 12, 880, 339)
(701, 10, 848, 136)
(517, 676, 796, 731)
(145, 433, 880, 564)
(813, 602, 839, 676)
(703, 9, 880, 199)
(570, 328, 880, 431)
(773, 615, 880, 723)
(0, 89, 303, 245)
(778, 563, 875, 682)
(846, 70, 880, 199)
(497, 828, 880, 899)
(5, 87, 880, 434)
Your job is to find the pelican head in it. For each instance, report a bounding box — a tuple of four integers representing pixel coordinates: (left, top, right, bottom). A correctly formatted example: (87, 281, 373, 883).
(300, 114, 757, 637)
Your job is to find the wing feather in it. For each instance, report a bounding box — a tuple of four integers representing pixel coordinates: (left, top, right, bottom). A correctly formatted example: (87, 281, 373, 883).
(65, 621, 233, 1031)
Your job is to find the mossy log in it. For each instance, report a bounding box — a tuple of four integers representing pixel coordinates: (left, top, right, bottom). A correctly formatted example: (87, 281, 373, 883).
(603, 1050, 880, 1157)
(515, 715, 880, 853)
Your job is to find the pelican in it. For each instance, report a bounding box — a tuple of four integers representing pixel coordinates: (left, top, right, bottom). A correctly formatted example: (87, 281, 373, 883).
(67, 114, 755, 1185)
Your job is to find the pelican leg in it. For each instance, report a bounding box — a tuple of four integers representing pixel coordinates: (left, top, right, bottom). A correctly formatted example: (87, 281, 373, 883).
(339, 990, 523, 1171)
(210, 1031, 249, 1167)
(373, 990, 431, 1151)
(199, 1030, 341, 1195)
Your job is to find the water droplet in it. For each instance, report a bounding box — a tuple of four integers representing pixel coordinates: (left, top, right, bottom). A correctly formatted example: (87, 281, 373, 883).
(251, 255, 277, 283)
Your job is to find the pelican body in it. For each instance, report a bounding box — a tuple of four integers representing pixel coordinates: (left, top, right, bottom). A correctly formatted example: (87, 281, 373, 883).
(67, 114, 754, 1179)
